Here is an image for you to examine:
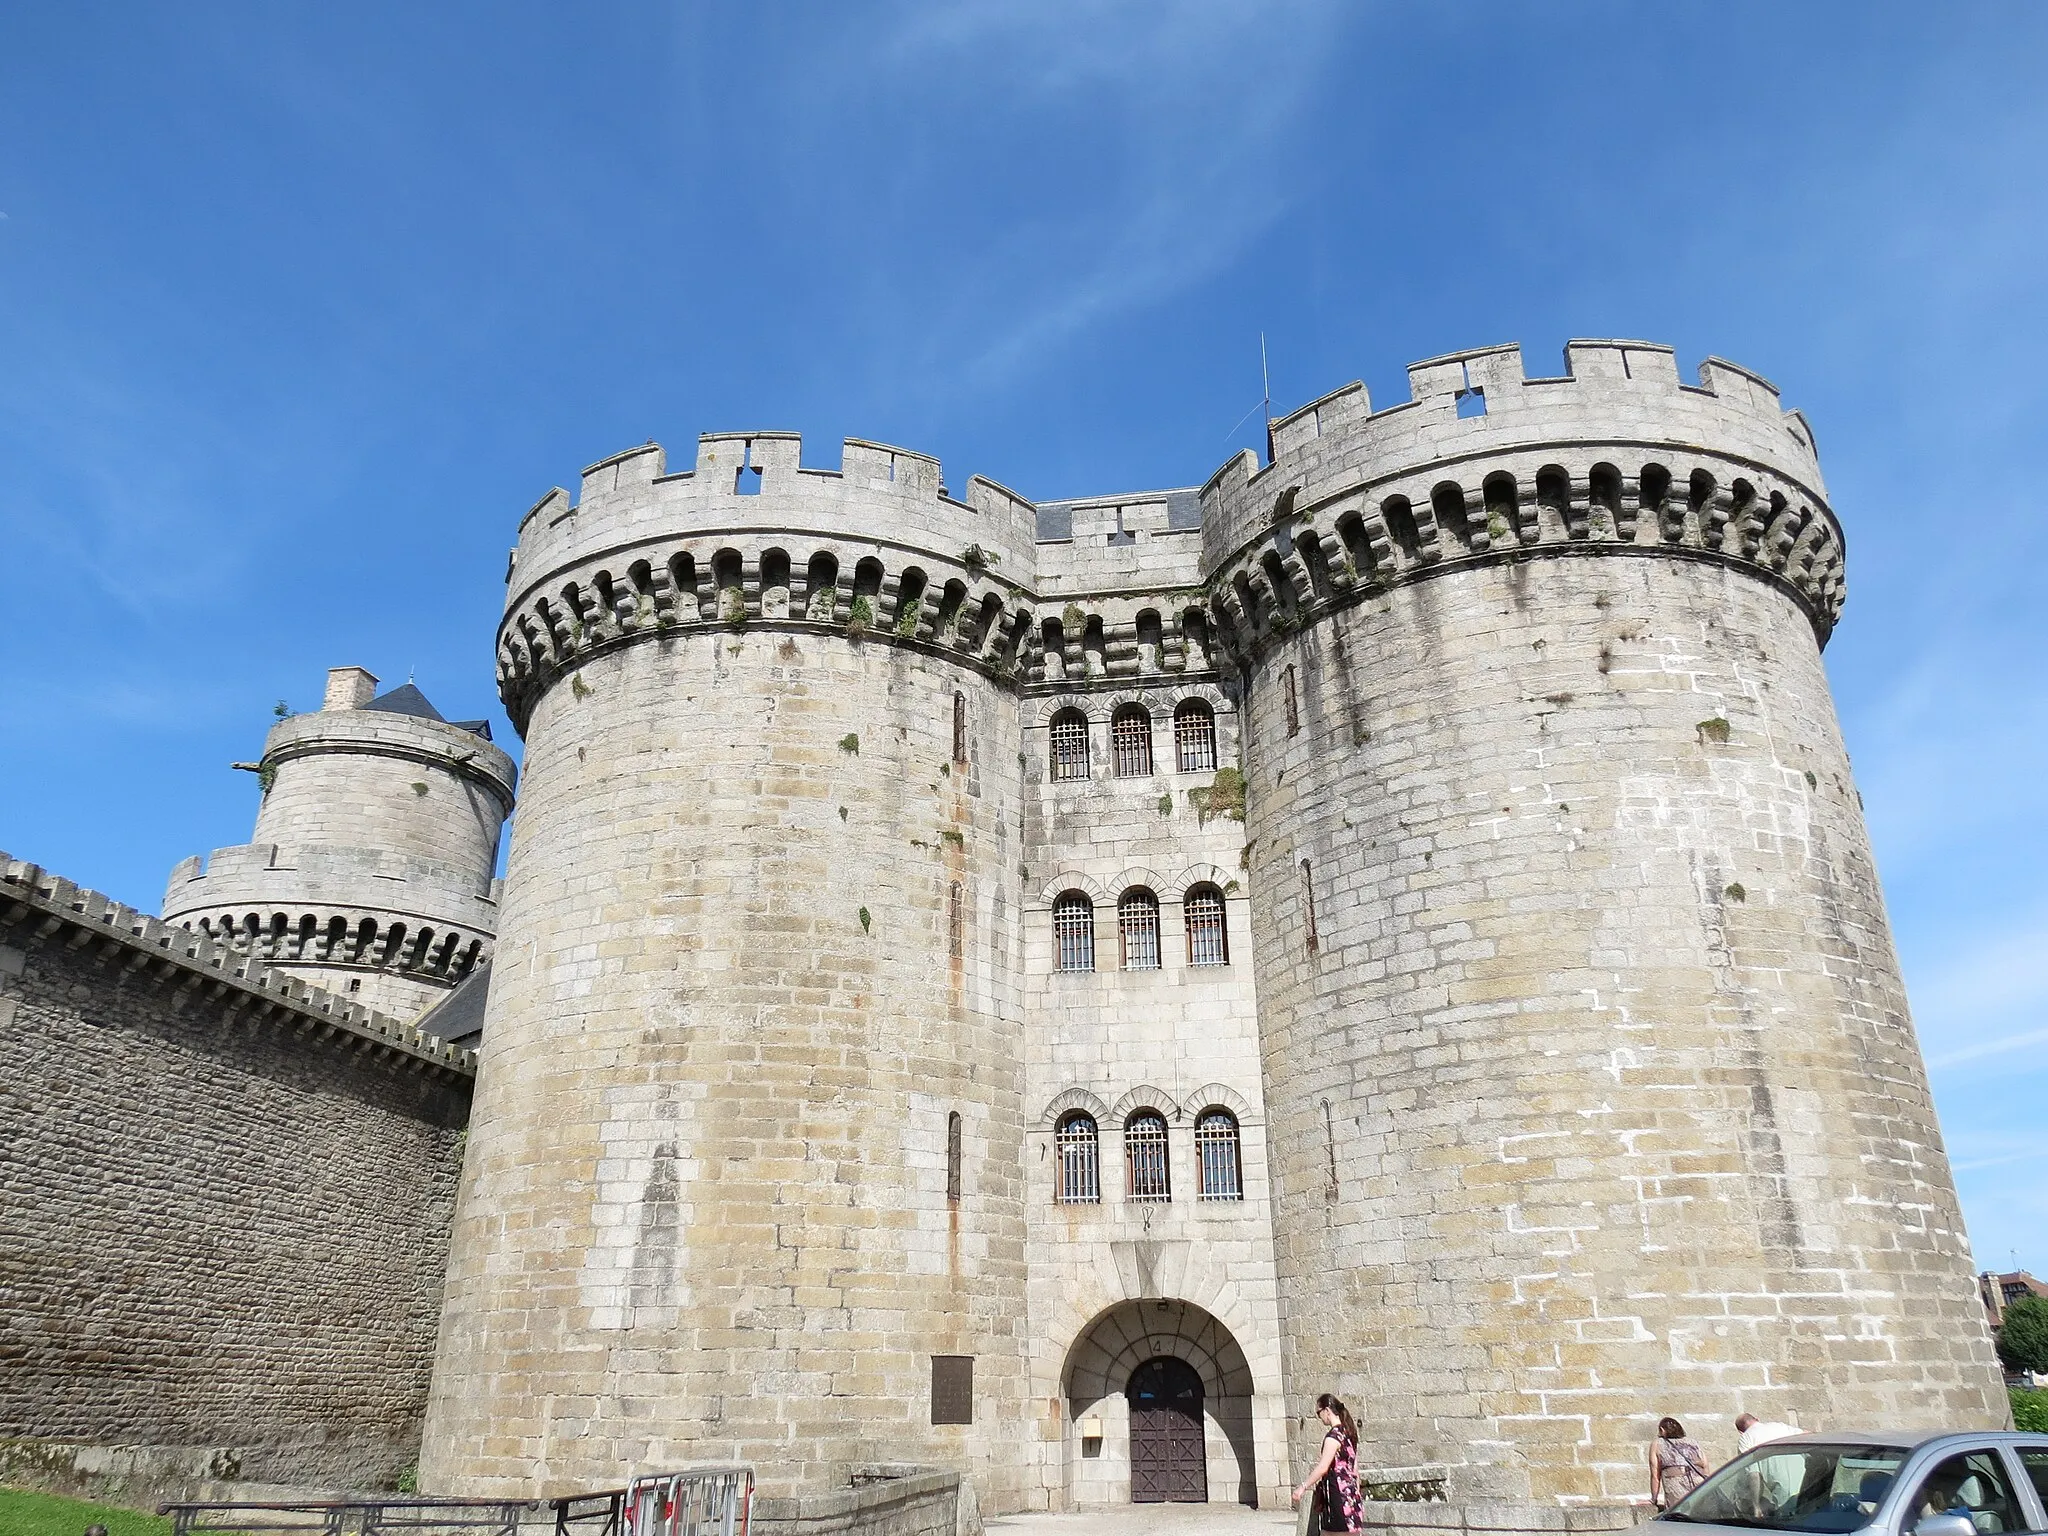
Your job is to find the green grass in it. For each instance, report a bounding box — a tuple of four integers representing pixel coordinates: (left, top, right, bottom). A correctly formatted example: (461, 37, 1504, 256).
(0, 1486, 174, 1536)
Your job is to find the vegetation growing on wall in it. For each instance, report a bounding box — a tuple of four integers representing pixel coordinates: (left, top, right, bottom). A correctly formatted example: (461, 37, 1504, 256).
(1189, 766, 1246, 825)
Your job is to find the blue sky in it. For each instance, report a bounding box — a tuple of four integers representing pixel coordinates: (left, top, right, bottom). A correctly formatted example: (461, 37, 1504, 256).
(2, 3, 2042, 1276)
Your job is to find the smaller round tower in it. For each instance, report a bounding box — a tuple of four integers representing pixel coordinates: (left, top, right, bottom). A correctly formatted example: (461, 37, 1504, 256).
(163, 667, 517, 1019)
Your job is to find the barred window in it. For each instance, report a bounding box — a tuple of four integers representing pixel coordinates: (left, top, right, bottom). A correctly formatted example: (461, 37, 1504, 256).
(1111, 705, 1153, 777)
(1053, 892, 1096, 973)
(1118, 888, 1161, 970)
(1174, 700, 1217, 772)
(1195, 1109, 1242, 1201)
(1126, 1111, 1171, 1203)
(1050, 708, 1090, 782)
(1184, 885, 1228, 966)
(953, 691, 968, 765)
(948, 880, 964, 960)
(1056, 1112, 1100, 1203)
(1284, 665, 1300, 736)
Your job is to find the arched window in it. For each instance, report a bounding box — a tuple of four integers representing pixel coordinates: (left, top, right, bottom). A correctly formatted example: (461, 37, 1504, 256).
(1111, 705, 1153, 777)
(1049, 708, 1090, 782)
(1174, 700, 1217, 772)
(952, 691, 968, 765)
(1126, 1111, 1171, 1202)
(947, 1110, 963, 1203)
(1053, 892, 1096, 972)
(1185, 885, 1228, 966)
(1195, 1109, 1242, 1201)
(1118, 888, 1160, 970)
(1056, 1112, 1100, 1203)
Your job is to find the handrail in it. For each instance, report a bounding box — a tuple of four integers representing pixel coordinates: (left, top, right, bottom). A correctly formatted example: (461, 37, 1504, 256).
(157, 1497, 539, 1536)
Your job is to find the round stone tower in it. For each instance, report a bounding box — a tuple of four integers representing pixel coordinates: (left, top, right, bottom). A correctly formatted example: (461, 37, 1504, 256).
(1201, 341, 2006, 1506)
(163, 668, 516, 1019)
(421, 433, 1041, 1501)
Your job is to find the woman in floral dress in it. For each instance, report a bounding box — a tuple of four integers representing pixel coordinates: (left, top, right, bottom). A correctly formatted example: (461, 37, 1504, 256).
(1650, 1416, 1713, 1509)
(1292, 1393, 1363, 1533)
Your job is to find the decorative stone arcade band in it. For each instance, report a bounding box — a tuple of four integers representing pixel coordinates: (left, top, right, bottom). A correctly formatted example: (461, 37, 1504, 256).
(495, 535, 1222, 728)
(1205, 454, 1845, 664)
(186, 908, 487, 986)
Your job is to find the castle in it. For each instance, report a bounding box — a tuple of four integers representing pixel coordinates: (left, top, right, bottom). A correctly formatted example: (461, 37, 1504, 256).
(0, 340, 2010, 1526)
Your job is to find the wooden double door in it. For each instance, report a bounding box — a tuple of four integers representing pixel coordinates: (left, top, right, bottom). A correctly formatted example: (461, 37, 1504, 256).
(1127, 1355, 1207, 1503)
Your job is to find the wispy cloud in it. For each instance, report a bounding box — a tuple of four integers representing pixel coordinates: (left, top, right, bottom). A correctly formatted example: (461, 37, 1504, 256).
(869, 0, 1350, 389)
(1932, 1027, 2048, 1071)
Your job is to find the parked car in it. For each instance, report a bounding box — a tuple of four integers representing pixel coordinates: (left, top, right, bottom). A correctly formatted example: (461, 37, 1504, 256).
(1660, 1432, 2048, 1536)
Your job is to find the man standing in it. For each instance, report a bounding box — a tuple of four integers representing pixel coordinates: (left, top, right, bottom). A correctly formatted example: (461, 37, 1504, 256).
(1736, 1413, 1801, 1453)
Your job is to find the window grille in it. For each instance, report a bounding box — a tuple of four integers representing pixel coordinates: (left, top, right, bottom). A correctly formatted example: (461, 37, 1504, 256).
(1126, 1112, 1171, 1202)
(1195, 1110, 1242, 1201)
(1300, 859, 1319, 954)
(1175, 702, 1217, 772)
(1053, 893, 1096, 972)
(1185, 886, 1228, 966)
(1111, 706, 1153, 777)
(953, 692, 968, 765)
(948, 881, 964, 961)
(1056, 1113, 1100, 1203)
(1284, 665, 1300, 736)
(946, 1110, 963, 1203)
(1119, 889, 1160, 970)
(1049, 709, 1090, 782)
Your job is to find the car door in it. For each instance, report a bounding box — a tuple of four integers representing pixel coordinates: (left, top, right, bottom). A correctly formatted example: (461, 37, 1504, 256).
(1896, 1447, 2027, 1536)
(2002, 1443, 2048, 1534)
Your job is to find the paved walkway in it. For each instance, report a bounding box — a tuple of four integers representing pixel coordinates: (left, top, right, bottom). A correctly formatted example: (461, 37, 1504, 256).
(988, 1505, 1300, 1536)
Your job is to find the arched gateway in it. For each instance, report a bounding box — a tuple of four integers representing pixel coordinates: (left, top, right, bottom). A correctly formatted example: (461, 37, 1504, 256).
(1062, 1299, 1256, 1506)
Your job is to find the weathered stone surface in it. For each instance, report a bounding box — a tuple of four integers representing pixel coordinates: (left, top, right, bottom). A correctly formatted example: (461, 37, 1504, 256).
(3, 340, 1994, 1532)
(162, 675, 517, 1020)
(0, 861, 471, 1492)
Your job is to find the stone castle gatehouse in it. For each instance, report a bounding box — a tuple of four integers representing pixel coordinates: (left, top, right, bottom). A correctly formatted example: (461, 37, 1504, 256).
(0, 340, 2009, 1524)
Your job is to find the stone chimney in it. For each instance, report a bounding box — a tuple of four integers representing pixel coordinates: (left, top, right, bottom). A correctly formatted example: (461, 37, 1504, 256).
(323, 666, 379, 712)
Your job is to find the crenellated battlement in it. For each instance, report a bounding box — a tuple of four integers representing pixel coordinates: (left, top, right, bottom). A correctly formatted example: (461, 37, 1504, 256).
(1199, 340, 1845, 661)
(498, 343, 1850, 726)
(497, 430, 1062, 729)
(511, 429, 1039, 588)
(1, 850, 474, 1078)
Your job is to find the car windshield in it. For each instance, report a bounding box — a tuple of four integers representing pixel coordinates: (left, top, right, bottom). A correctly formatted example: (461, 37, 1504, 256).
(1664, 1443, 1910, 1532)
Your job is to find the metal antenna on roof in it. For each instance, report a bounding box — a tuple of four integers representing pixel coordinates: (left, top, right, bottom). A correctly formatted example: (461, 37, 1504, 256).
(1222, 333, 1277, 459)
(1261, 332, 1274, 466)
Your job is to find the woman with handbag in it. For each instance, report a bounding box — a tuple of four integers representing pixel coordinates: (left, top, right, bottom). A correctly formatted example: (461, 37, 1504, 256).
(1650, 1416, 1712, 1510)
(1291, 1393, 1363, 1533)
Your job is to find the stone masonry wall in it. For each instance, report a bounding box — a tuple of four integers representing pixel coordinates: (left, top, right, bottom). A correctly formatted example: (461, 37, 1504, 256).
(163, 702, 516, 1020)
(422, 624, 1035, 1505)
(1018, 674, 1290, 1510)
(0, 903, 469, 1490)
(1241, 553, 2008, 1506)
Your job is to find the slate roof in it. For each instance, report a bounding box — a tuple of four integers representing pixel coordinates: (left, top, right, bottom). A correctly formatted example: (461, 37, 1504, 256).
(415, 958, 491, 1050)
(367, 683, 494, 741)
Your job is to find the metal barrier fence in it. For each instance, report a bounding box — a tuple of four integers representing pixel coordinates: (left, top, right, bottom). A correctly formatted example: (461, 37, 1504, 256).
(161, 1469, 752, 1536)
(158, 1499, 536, 1536)
(629, 1469, 751, 1536)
